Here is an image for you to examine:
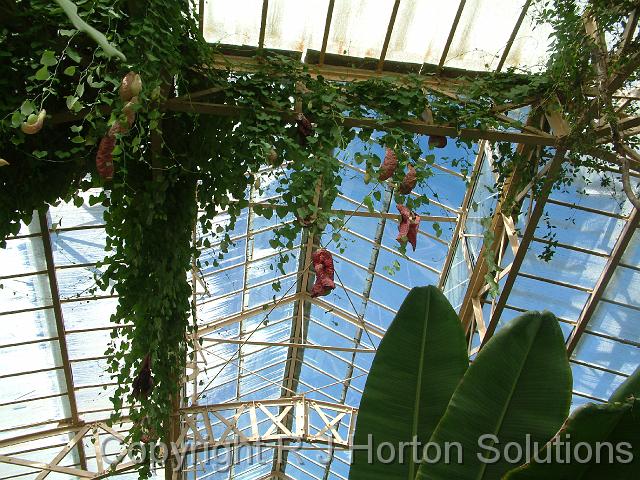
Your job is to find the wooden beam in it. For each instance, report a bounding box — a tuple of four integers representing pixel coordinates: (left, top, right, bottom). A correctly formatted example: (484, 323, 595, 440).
(0, 424, 81, 450)
(439, 0, 466, 68)
(258, 0, 269, 50)
(481, 149, 567, 346)
(595, 115, 640, 139)
(318, 0, 335, 66)
(496, 0, 532, 72)
(248, 201, 456, 222)
(37, 210, 87, 471)
(566, 207, 640, 354)
(377, 0, 402, 73)
(198, 0, 205, 33)
(210, 52, 536, 86)
(165, 100, 559, 146)
(34, 426, 90, 480)
(613, 7, 639, 62)
(0, 456, 93, 478)
(458, 133, 540, 332)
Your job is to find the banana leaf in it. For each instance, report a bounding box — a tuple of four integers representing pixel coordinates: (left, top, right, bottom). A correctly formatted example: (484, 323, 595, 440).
(416, 311, 572, 480)
(609, 365, 640, 403)
(503, 397, 639, 479)
(349, 286, 468, 480)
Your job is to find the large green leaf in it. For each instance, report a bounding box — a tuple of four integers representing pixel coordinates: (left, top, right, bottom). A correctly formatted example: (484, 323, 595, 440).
(609, 365, 640, 403)
(503, 397, 639, 479)
(349, 286, 468, 480)
(416, 311, 572, 480)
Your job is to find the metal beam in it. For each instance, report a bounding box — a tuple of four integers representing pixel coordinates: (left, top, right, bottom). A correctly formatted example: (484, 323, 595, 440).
(566, 207, 640, 354)
(439, 141, 487, 288)
(37, 210, 87, 472)
(309, 296, 385, 339)
(318, 184, 393, 480)
(201, 337, 374, 354)
(274, 179, 322, 476)
(195, 294, 299, 336)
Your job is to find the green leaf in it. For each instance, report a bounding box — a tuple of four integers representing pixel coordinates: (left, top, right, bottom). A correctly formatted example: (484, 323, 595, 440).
(40, 50, 58, 66)
(64, 66, 76, 76)
(35, 66, 49, 81)
(609, 366, 640, 403)
(11, 111, 22, 128)
(67, 48, 82, 63)
(66, 96, 79, 110)
(276, 206, 288, 219)
(20, 101, 36, 116)
(503, 398, 639, 479)
(350, 286, 468, 480)
(416, 311, 572, 480)
(363, 195, 375, 213)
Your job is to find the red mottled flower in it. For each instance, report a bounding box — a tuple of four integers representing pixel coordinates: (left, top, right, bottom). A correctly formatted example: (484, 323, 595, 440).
(296, 113, 314, 138)
(397, 204, 421, 251)
(378, 148, 398, 181)
(119, 71, 142, 101)
(132, 354, 154, 400)
(399, 164, 417, 194)
(310, 249, 335, 297)
(95, 134, 116, 180)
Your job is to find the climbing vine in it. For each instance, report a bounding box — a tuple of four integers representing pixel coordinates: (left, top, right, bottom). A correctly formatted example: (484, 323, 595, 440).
(1, 0, 638, 476)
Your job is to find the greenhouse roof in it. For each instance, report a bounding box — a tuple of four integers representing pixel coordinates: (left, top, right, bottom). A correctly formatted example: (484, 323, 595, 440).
(1, 1, 639, 480)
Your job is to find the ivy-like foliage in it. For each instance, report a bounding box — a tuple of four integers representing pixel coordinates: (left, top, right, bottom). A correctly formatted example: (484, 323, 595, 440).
(1, 0, 639, 477)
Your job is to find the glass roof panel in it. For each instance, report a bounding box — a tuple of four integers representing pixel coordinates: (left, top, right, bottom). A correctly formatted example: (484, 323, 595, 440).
(323, 0, 396, 59)
(444, 0, 524, 71)
(262, 0, 331, 52)
(384, 0, 461, 65)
